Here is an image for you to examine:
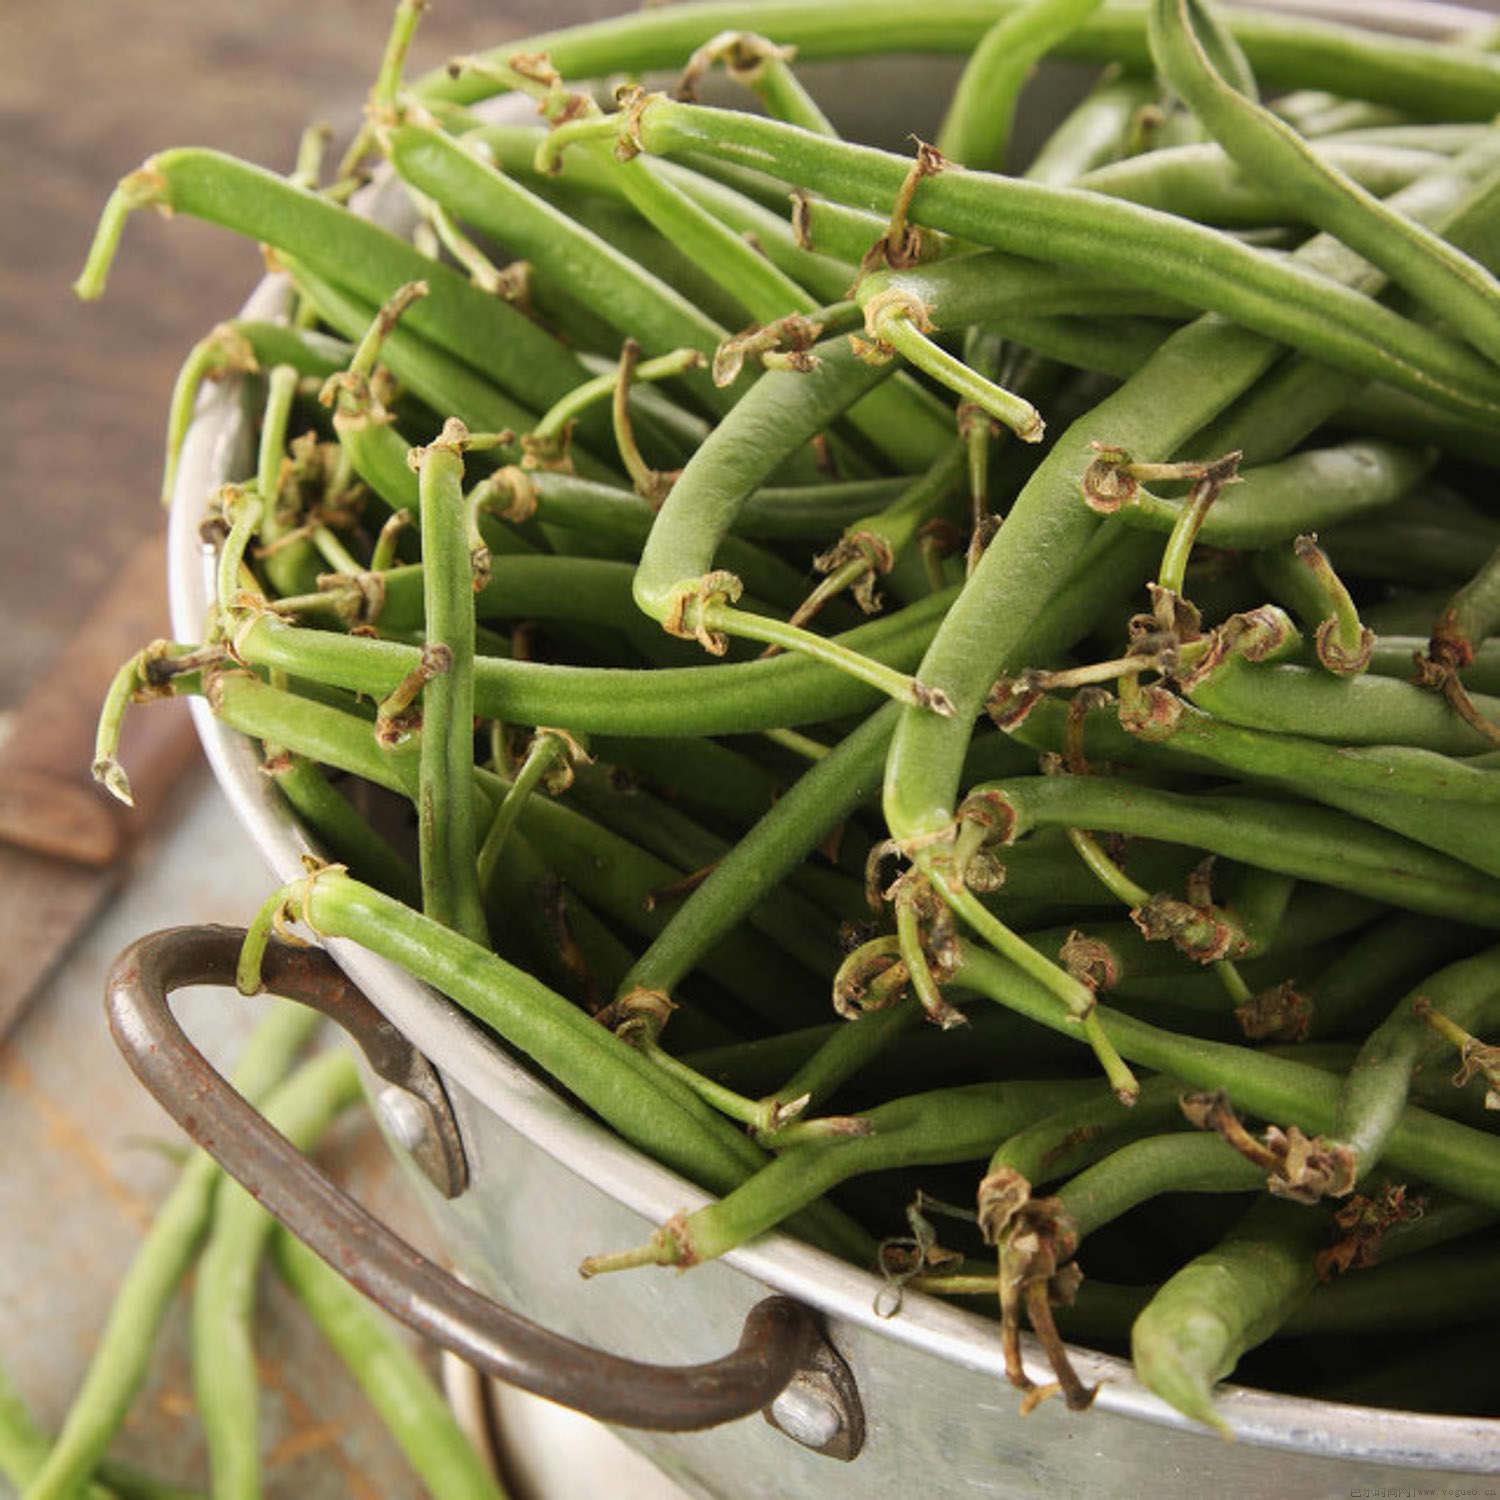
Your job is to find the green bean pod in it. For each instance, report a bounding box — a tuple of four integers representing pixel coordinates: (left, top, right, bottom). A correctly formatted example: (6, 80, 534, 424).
(419, 3, 1500, 123)
(76, 149, 596, 417)
(964, 774, 1500, 926)
(1332, 946, 1500, 1177)
(1130, 1197, 1324, 1434)
(25, 1004, 322, 1500)
(1150, 0, 1500, 367)
(271, 1231, 506, 1500)
(191, 1051, 362, 1500)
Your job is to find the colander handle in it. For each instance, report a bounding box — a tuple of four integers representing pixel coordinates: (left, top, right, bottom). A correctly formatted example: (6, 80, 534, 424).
(105, 925, 843, 1438)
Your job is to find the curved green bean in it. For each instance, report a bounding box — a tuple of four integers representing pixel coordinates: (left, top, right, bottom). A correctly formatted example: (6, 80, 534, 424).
(25, 1004, 322, 1500)
(1150, 0, 1500, 367)
(1131, 1196, 1323, 1433)
(417, 3, 1500, 123)
(271, 1231, 506, 1500)
(191, 1051, 361, 1500)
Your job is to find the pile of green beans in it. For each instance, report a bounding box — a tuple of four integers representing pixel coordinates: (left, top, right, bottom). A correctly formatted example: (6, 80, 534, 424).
(11, 1006, 504, 1500)
(79, 0, 1500, 1460)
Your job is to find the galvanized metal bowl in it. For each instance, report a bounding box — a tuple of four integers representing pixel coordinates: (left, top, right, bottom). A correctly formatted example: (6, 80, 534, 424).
(156, 7, 1499, 1493)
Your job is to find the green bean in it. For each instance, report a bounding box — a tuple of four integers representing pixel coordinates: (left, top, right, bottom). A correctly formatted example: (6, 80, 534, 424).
(562, 763, 841, 981)
(962, 774, 1500, 925)
(1150, 0, 1500, 368)
(1187, 653, 1500, 755)
(988, 1073, 1189, 1191)
(1286, 1243, 1500, 1336)
(475, 730, 573, 894)
(1026, 74, 1159, 184)
(589, 734, 777, 825)
(950, 942, 1500, 1210)
(1192, 126, 1500, 466)
(1078, 138, 1447, 225)
(1101, 439, 1432, 548)
(237, 579, 952, 736)
(939, 0, 1107, 169)
(1131, 1196, 1323, 1434)
(1286, 98, 1407, 138)
(494, 781, 825, 1027)
(410, 423, 488, 945)
(76, 149, 597, 419)
(418, 3, 1500, 122)
(386, 121, 735, 415)
(580, 1078, 1100, 1273)
(983, 313, 1172, 378)
(1324, 122, 1491, 153)
(1304, 915, 1478, 1040)
(272, 868, 868, 1259)
(191, 1050, 362, 1500)
(1332, 946, 1500, 1180)
(583, 100, 1500, 424)
(25, 1004, 322, 1500)
(761, 999, 927, 1129)
(271, 1231, 507, 1500)
(266, 756, 420, 905)
(1057, 1133, 1261, 1242)
(619, 704, 896, 1004)
(211, 675, 411, 797)
(1062, 1242, 1500, 1346)
(1037, 686, 1500, 813)
(524, 468, 911, 549)
(522, 177, 754, 332)
(469, 122, 857, 305)
(861, 246, 1193, 328)
(0, 1361, 196, 1500)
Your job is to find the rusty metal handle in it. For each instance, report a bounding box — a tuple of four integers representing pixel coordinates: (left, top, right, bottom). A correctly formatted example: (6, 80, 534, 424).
(105, 925, 821, 1433)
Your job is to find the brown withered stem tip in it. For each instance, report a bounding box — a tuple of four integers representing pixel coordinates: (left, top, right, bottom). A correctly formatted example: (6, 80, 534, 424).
(1180, 1090, 1356, 1204)
(1060, 930, 1121, 993)
(1235, 981, 1313, 1043)
(1315, 1183, 1423, 1281)
(995, 1197, 1096, 1414)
